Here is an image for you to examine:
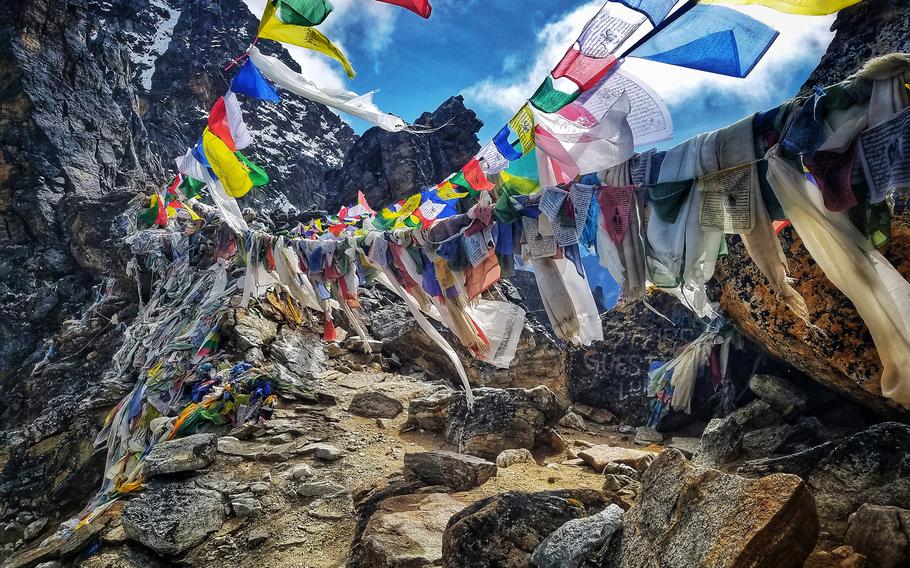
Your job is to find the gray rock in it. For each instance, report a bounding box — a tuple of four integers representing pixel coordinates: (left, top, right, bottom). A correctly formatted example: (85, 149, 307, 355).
(230, 494, 262, 517)
(297, 480, 347, 499)
(301, 442, 344, 461)
(232, 309, 278, 352)
(742, 425, 796, 457)
(76, 545, 162, 568)
(577, 445, 654, 474)
(730, 399, 785, 430)
(406, 389, 454, 432)
(612, 449, 818, 568)
(603, 462, 639, 479)
(444, 386, 565, 460)
(571, 404, 616, 425)
(349, 389, 404, 419)
(287, 464, 315, 481)
(403, 451, 496, 490)
(442, 489, 610, 568)
(531, 504, 623, 568)
(667, 436, 700, 458)
(749, 374, 808, 417)
(216, 436, 262, 459)
(144, 434, 216, 478)
(558, 412, 586, 430)
(246, 526, 271, 549)
(122, 482, 224, 556)
(695, 417, 742, 466)
(844, 503, 910, 568)
(739, 422, 910, 539)
(23, 518, 47, 542)
(633, 427, 663, 446)
(602, 474, 639, 492)
(496, 448, 535, 469)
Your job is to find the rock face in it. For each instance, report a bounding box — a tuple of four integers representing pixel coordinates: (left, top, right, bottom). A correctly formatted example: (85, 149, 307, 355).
(442, 489, 610, 568)
(613, 449, 819, 568)
(738, 422, 910, 539)
(121, 482, 224, 556)
(402, 451, 496, 491)
(714, 0, 910, 420)
(324, 95, 482, 210)
(567, 292, 705, 425)
(0, 0, 351, 522)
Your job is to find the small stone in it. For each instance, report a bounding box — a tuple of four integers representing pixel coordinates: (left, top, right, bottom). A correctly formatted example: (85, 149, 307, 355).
(558, 412, 587, 430)
(375, 418, 392, 429)
(287, 464, 315, 481)
(231, 495, 261, 518)
(618, 425, 635, 435)
(603, 474, 639, 492)
(547, 476, 557, 483)
(695, 417, 742, 466)
(269, 433, 294, 445)
(300, 443, 344, 461)
(246, 526, 270, 549)
(603, 462, 639, 479)
(348, 389, 404, 419)
(571, 404, 616, 425)
(530, 504, 624, 568)
(634, 427, 664, 446)
(577, 445, 653, 474)
(495, 448, 535, 468)
(326, 343, 345, 358)
(250, 482, 270, 495)
(22, 518, 47, 542)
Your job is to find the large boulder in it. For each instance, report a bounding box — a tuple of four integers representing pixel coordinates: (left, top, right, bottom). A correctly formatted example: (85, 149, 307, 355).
(143, 434, 216, 478)
(350, 492, 469, 568)
(738, 422, 910, 538)
(442, 489, 610, 568)
(530, 504, 624, 568)
(121, 482, 225, 556)
(613, 449, 818, 568)
(443, 386, 565, 460)
(403, 451, 497, 491)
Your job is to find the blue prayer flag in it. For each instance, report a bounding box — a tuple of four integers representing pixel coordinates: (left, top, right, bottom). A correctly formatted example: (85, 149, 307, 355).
(613, 0, 676, 26)
(231, 59, 281, 103)
(630, 5, 778, 78)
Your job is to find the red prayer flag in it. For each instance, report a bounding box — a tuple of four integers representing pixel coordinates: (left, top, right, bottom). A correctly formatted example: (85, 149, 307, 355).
(207, 96, 236, 152)
(374, 0, 431, 18)
(462, 158, 494, 191)
(552, 50, 618, 92)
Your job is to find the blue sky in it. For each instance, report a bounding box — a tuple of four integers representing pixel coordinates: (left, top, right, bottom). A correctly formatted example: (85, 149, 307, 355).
(242, 0, 836, 151)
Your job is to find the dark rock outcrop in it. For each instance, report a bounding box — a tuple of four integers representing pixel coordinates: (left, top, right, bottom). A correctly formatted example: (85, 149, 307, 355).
(844, 504, 910, 568)
(441, 489, 610, 568)
(402, 451, 496, 491)
(324, 95, 482, 210)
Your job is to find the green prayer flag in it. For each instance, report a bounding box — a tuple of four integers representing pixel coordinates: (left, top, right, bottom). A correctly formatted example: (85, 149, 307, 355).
(237, 151, 270, 187)
(276, 0, 333, 26)
(529, 77, 579, 114)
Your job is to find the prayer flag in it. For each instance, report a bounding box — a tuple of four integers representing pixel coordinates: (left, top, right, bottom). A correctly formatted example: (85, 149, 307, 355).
(138, 193, 168, 226)
(508, 105, 536, 154)
(231, 59, 281, 102)
(203, 128, 253, 198)
(630, 5, 779, 78)
(700, 0, 861, 15)
(530, 77, 580, 114)
(236, 151, 269, 187)
(436, 180, 468, 200)
(274, 0, 333, 26)
(258, 1, 355, 78)
(612, 0, 677, 26)
(461, 158, 495, 191)
(224, 91, 253, 150)
(208, 96, 236, 151)
(374, 0, 431, 18)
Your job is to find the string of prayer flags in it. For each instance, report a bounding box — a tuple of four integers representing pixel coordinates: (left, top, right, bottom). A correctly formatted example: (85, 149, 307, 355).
(612, 0, 677, 26)
(273, 0, 334, 26)
(231, 58, 282, 102)
(700, 0, 862, 16)
(374, 0, 432, 18)
(257, 1, 355, 78)
(629, 5, 779, 78)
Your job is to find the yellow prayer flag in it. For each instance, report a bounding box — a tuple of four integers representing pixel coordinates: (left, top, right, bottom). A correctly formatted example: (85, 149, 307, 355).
(699, 0, 861, 15)
(508, 104, 536, 154)
(437, 181, 469, 200)
(258, 1, 355, 78)
(203, 128, 253, 198)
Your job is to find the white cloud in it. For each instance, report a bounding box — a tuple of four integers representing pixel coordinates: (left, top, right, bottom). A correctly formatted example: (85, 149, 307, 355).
(463, 2, 835, 119)
(241, 0, 401, 89)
